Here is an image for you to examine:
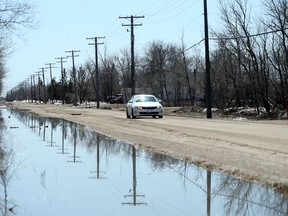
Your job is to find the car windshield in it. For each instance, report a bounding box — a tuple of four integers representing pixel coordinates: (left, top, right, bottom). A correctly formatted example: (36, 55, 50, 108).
(135, 96, 156, 102)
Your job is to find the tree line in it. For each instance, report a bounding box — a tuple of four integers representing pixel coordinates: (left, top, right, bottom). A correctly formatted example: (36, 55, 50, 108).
(3, 0, 288, 116)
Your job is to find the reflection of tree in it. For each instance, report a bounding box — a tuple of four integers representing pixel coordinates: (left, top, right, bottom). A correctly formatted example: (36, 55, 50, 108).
(81, 127, 134, 162)
(214, 174, 288, 216)
(143, 150, 288, 216)
(0, 125, 16, 215)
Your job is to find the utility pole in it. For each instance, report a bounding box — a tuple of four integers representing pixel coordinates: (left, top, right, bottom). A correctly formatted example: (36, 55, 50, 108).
(66, 50, 80, 106)
(87, 36, 105, 108)
(30, 75, 33, 102)
(45, 63, 57, 103)
(30, 75, 34, 102)
(203, 0, 212, 118)
(35, 71, 41, 103)
(38, 67, 47, 104)
(56, 57, 68, 104)
(119, 15, 144, 96)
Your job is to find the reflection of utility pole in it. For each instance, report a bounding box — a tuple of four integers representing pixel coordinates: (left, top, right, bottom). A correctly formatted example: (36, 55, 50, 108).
(89, 134, 106, 179)
(46, 121, 58, 147)
(29, 115, 36, 132)
(119, 15, 144, 96)
(87, 36, 105, 109)
(42, 118, 46, 141)
(56, 57, 68, 104)
(207, 170, 211, 216)
(66, 50, 80, 106)
(57, 120, 69, 154)
(67, 128, 81, 163)
(37, 118, 42, 137)
(122, 146, 146, 206)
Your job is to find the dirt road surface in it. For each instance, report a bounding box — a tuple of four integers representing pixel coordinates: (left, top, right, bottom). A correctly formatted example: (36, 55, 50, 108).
(7, 102, 288, 194)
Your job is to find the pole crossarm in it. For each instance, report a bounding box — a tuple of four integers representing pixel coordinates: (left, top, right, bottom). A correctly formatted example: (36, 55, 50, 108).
(65, 50, 80, 58)
(55, 56, 68, 63)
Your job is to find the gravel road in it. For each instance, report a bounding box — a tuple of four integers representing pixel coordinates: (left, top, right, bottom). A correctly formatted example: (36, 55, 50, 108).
(8, 102, 288, 194)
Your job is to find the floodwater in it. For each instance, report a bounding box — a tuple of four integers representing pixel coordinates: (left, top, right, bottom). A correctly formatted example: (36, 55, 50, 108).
(0, 108, 287, 216)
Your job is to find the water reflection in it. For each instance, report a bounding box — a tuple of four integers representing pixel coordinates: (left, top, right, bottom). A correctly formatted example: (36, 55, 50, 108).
(0, 108, 287, 216)
(0, 111, 17, 215)
(122, 146, 147, 206)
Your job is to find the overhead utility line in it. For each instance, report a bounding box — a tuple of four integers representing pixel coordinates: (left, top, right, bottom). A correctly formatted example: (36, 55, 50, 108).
(210, 27, 288, 40)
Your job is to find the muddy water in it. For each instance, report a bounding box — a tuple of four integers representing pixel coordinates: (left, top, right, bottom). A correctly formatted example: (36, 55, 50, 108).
(0, 108, 287, 216)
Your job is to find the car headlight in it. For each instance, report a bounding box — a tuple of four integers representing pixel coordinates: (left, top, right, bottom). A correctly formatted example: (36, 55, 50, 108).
(136, 106, 142, 109)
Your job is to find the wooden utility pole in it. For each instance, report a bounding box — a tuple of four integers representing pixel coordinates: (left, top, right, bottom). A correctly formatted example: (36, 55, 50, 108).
(35, 71, 41, 103)
(203, 0, 212, 118)
(87, 36, 105, 108)
(119, 15, 144, 96)
(66, 50, 80, 106)
(56, 57, 68, 104)
(38, 67, 47, 104)
(45, 63, 56, 103)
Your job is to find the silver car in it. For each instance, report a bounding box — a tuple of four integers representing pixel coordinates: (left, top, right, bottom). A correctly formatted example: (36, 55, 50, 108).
(126, 94, 164, 119)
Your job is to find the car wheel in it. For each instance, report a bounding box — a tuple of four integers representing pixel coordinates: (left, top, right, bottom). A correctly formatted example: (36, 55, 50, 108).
(159, 115, 163, 118)
(126, 110, 130, 118)
(131, 108, 136, 119)
(152, 116, 156, 118)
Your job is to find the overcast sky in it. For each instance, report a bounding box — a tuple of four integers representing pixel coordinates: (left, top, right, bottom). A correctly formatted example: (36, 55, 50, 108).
(3, 0, 261, 96)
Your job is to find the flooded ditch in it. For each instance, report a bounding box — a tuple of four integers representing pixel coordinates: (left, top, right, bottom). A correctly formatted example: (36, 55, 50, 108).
(0, 108, 287, 216)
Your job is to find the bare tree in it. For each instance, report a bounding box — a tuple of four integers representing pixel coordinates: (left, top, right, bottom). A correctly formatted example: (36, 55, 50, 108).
(99, 53, 120, 102)
(141, 41, 168, 98)
(0, 0, 37, 94)
(77, 66, 90, 104)
(214, 0, 272, 114)
(83, 60, 96, 101)
(263, 0, 288, 109)
(180, 36, 194, 106)
(114, 48, 131, 101)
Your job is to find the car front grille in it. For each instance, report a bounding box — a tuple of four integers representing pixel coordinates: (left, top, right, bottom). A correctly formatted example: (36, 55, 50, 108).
(142, 106, 158, 110)
(139, 111, 159, 115)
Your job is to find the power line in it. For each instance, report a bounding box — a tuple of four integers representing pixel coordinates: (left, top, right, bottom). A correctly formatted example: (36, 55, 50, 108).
(144, 0, 200, 24)
(210, 27, 288, 40)
(183, 27, 288, 54)
(182, 38, 205, 53)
